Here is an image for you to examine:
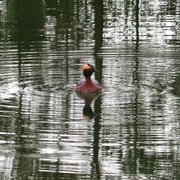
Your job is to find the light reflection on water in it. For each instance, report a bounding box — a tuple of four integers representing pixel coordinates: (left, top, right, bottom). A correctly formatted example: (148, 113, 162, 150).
(0, 0, 180, 179)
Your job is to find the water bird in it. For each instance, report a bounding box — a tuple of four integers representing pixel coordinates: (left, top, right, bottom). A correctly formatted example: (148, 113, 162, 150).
(75, 63, 102, 93)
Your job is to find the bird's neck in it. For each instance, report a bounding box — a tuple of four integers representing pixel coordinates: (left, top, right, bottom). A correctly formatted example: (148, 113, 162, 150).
(85, 76, 92, 81)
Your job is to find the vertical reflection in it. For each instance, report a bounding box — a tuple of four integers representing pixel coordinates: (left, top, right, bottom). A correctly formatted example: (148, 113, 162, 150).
(6, 0, 45, 178)
(131, 56, 139, 174)
(92, 0, 103, 179)
(13, 0, 44, 136)
(94, 0, 103, 85)
(10, 0, 45, 47)
(131, 0, 140, 174)
(134, 0, 139, 50)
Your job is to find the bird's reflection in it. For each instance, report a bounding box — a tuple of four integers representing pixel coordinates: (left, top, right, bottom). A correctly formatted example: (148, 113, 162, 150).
(76, 91, 102, 120)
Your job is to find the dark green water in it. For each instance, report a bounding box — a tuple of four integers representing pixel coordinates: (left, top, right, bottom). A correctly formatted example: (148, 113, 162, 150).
(0, 0, 180, 179)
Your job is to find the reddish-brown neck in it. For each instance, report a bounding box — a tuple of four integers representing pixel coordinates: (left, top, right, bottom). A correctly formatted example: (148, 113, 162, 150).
(85, 77, 94, 85)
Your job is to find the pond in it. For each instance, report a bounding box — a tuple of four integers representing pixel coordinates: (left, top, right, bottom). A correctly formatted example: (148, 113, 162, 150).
(0, 0, 180, 179)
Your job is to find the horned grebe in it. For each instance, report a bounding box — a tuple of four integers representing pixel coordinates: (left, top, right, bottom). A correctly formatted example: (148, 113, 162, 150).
(75, 63, 102, 93)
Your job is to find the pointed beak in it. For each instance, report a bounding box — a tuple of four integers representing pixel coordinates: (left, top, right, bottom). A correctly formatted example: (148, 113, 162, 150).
(95, 68, 99, 73)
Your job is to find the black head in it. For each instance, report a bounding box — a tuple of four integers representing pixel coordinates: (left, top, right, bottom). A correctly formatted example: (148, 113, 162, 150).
(82, 63, 97, 78)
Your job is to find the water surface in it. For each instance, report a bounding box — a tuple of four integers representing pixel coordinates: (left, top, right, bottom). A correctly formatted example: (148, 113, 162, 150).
(0, 0, 180, 179)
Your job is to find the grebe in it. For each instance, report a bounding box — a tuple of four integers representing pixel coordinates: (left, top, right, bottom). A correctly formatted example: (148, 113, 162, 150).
(75, 63, 102, 93)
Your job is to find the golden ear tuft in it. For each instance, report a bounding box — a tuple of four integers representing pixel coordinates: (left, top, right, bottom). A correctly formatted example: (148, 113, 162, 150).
(82, 64, 91, 70)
